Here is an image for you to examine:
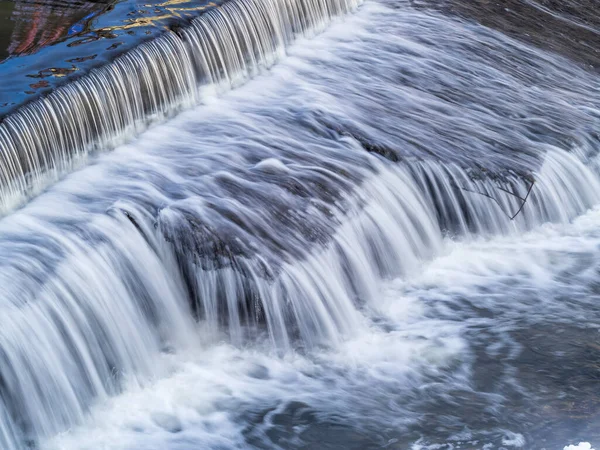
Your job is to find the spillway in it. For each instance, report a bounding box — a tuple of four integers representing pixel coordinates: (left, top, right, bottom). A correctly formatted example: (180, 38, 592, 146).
(0, 0, 599, 448)
(0, 0, 361, 212)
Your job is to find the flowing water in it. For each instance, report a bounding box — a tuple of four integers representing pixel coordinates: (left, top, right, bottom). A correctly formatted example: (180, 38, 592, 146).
(0, 0, 222, 116)
(0, 0, 599, 448)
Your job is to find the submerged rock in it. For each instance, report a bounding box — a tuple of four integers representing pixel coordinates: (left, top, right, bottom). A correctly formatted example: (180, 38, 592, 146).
(151, 412, 183, 433)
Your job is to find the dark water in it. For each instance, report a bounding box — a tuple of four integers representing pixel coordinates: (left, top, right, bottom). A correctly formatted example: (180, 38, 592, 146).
(0, 0, 598, 449)
(426, 0, 600, 71)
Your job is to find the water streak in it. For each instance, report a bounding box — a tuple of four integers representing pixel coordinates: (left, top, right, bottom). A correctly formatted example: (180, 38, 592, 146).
(0, 144, 597, 448)
(0, 0, 598, 448)
(0, 0, 361, 212)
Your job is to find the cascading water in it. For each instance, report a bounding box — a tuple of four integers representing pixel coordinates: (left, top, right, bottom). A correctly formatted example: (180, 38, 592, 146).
(0, 0, 599, 448)
(0, 0, 361, 212)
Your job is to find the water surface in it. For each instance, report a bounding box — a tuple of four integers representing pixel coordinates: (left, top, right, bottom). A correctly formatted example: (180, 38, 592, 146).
(0, 0, 598, 449)
(0, 0, 220, 116)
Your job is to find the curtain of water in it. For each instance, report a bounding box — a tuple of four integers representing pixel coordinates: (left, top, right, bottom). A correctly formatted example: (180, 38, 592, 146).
(0, 0, 361, 212)
(0, 0, 598, 447)
(0, 147, 597, 449)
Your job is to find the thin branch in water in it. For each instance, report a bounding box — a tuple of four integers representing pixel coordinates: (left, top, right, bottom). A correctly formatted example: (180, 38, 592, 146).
(452, 179, 535, 221)
(508, 180, 535, 220)
(495, 185, 527, 202)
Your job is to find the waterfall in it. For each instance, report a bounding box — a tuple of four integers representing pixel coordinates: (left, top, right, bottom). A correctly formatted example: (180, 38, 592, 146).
(0, 0, 599, 447)
(160, 150, 600, 348)
(0, 0, 362, 213)
(0, 144, 597, 448)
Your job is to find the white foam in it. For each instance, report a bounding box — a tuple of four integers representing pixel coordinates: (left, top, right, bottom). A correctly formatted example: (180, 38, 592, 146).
(43, 317, 464, 450)
(565, 444, 595, 450)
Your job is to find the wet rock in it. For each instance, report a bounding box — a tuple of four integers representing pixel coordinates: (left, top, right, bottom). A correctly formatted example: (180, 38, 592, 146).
(151, 412, 183, 433)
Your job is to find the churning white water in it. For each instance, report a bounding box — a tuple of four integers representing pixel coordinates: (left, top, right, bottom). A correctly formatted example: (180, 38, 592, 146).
(0, 0, 599, 448)
(41, 207, 600, 450)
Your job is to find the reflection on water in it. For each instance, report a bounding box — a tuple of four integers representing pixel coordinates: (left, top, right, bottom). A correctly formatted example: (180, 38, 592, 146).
(0, 0, 220, 117)
(0, 1, 14, 62)
(0, 0, 109, 62)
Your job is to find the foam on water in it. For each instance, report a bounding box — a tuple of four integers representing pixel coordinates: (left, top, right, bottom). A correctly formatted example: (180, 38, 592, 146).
(41, 205, 600, 450)
(565, 444, 596, 450)
(0, 0, 599, 448)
